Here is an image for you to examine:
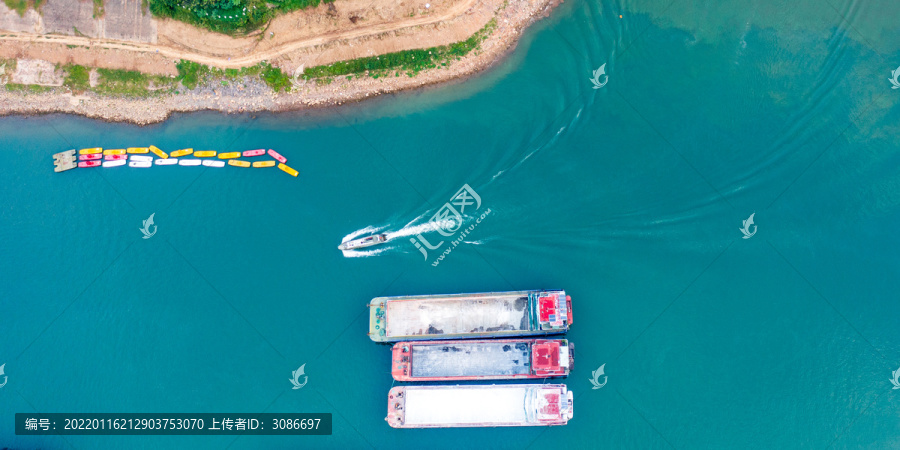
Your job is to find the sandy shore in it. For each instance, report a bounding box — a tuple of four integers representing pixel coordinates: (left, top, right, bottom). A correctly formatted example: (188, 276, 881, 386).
(0, 0, 560, 125)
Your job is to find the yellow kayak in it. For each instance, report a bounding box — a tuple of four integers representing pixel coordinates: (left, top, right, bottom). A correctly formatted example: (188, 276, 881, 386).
(149, 145, 168, 159)
(170, 148, 193, 157)
(252, 160, 277, 168)
(127, 147, 149, 154)
(278, 163, 299, 177)
(228, 160, 251, 168)
(194, 150, 217, 158)
(103, 149, 126, 155)
(218, 152, 241, 159)
(79, 147, 102, 155)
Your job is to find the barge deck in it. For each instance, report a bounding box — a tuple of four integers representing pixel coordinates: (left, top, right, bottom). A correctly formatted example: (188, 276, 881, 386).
(392, 338, 573, 381)
(368, 290, 572, 342)
(386, 384, 574, 428)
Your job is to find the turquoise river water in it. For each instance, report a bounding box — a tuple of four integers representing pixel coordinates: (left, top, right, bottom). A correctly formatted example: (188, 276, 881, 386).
(2, 0, 899, 448)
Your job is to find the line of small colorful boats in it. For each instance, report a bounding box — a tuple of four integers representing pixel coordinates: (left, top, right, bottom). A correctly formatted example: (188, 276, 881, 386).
(53, 147, 298, 177)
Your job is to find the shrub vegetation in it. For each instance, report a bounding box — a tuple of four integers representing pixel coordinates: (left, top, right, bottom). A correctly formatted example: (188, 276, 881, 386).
(302, 19, 497, 79)
(149, 0, 333, 35)
(63, 64, 91, 91)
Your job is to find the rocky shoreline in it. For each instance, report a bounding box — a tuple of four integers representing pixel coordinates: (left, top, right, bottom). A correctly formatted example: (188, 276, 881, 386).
(0, 0, 560, 125)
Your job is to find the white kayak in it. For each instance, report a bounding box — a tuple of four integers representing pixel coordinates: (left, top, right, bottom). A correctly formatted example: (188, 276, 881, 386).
(129, 161, 152, 168)
(155, 158, 178, 165)
(179, 159, 202, 166)
(102, 160, 127, 168)
(202, 160, 225, 167)
(130, 155, 153, 163)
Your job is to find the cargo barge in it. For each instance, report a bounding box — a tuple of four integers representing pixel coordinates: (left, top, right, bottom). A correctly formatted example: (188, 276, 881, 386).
(368, 290, 572, 342)
(386, 384, 573, 428)
(391, 339, 573, 381)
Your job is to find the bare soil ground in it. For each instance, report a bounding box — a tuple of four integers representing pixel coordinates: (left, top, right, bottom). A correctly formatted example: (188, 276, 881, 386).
(0, 0, 561, 123)
(11, 58, 63, 85)
(0, 0, 485, 72)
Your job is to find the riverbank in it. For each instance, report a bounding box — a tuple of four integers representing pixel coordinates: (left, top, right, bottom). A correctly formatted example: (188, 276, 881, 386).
(0, 0, 560, 124)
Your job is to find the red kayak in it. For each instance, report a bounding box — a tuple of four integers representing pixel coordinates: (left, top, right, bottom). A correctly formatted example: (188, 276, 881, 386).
(79, 154, 102, 161)
(242, 149, 266, 157)
(267, 149, 287, 164)
(78, 161, 101, 168)
(104, 154, 127, 161)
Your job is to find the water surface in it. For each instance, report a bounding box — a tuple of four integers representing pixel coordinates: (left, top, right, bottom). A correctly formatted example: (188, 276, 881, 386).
(2, 0, 900, 448)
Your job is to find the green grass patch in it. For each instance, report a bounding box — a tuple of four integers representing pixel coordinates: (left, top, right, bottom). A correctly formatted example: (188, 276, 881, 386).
(303, 19, 497, 79)
(3, 0, 29, 16)
(175, 59, 280, 90)
(6, 83, 54, 93)
(63, 64, 91, 91)
(0, 57, 17, 74)
(175, 59, 210, 89)
(94, 68, 150, 96)
(218, 65, 262, 79)
(260, 63, 291, 92)
(2, 0, 25, 16)
(93, 0, 104, 18)
(175, 60, 265, 89)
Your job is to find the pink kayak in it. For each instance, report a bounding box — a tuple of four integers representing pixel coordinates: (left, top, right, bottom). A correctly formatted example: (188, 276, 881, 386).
(79, 154, 102, 161)
(78, 161, 101, 168)
(267, 149, 287, 164)
(243, 149, 266, 157)
(104, 154, 127, 161)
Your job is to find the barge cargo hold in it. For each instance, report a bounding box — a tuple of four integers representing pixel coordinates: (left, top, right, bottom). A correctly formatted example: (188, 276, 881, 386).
(391, 339, 573, 381)
(386, 384, 573, 428)
(368, 290, 572, 342)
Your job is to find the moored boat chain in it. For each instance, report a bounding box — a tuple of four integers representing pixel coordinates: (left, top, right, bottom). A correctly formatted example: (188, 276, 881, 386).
(54, 146, 299, 177)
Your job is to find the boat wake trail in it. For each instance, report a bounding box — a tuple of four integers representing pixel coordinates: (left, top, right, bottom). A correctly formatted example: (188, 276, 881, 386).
(338, 211, 473, 258)
(487, 110, 576, 186)
(341, 246, 394, 258)
(385, 218, 457, 240)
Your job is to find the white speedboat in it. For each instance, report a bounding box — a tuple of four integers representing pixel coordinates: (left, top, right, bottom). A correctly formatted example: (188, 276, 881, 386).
(338, 233, 388, 251)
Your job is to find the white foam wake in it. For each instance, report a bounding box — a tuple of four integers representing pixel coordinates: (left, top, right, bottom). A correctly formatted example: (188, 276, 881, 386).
(341, 246, 394, 258)
(385, 219, 456, 239)
(338, 209, 475, 258)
